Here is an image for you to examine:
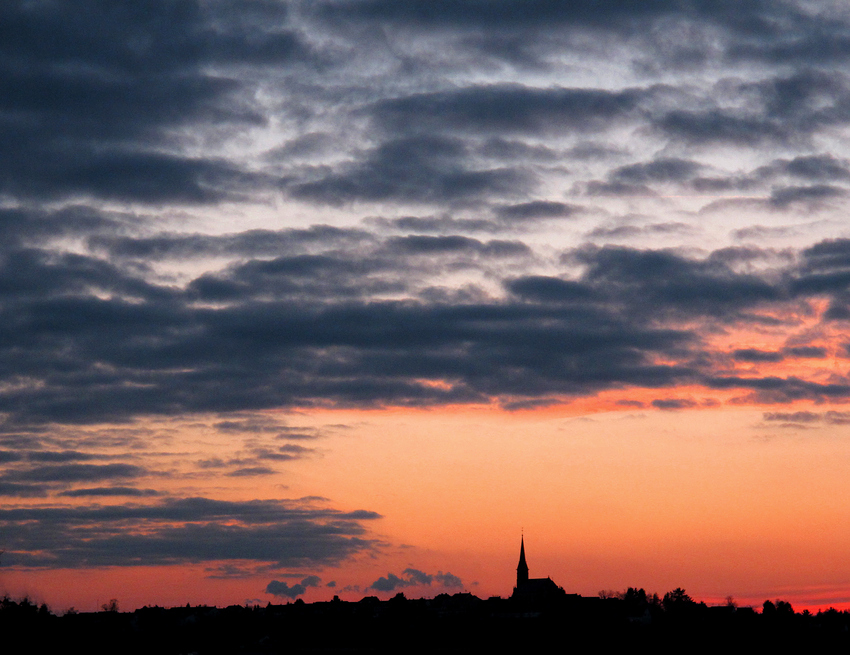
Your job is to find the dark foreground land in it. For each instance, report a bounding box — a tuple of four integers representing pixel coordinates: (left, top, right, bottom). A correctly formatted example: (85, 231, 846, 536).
(5, 591, 850, 654)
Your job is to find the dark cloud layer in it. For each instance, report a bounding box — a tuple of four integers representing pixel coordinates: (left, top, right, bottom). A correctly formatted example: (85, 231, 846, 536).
(0, 497, 380, 568)
(0, 0, 307, 203)
(0, 217, 849, 424)
(2, 1, 850, 208)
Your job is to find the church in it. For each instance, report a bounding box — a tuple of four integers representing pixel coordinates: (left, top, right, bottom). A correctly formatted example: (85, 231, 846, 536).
(511, 536, 567, 602)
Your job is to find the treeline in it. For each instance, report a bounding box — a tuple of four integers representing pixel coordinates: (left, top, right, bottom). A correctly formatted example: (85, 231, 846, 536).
(3, 590, 850, 653)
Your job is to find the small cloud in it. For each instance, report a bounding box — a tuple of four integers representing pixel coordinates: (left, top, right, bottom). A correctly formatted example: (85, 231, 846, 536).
(769, 184, 845, 209)
(403, 568, 433, 585)
(370, 573, 408, 592)
(7, 463, 145, 482)
(784, 346, 827, 359)
(494, 201, 578, 221)
(652, 398, 698, 410)
(26, 450, 103, 463)
(368, 568, 463, 592)
(59, 487, 161, 497)
(763, 411, 822, 423)
(733, 348, 784, 363)
(266, 575, 322, 599)
(197, 458, 228, 469)
(763, 410, 850, 426)
(732, 225, 798, 241)
(825, 411, 850, 425)
(340, 509, 383, 519)
(205, 563, 263, 580)
(616, 400, 645, 408)
(434, 572, 463, 588)
(227, 466, 277, 477)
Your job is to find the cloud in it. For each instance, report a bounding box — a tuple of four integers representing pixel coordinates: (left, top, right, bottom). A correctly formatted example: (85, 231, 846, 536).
(652, 398, 699, 410)
(290, 135, 532, 205)
(0, 1, 324, 204)
(317, 0, 814, 40)
(5, 230, 850, 426)
(733, 349, 785, 363)
(369, 573, 408, 592)
(4, 463, 146, 483)
(266, 575, 322, 599)
(368, 85, 645, 137)
(610, 158, 704, 185)
(768, 185, 846, 209)
(784, 346, 827, 359)
(587, 223, 696, 240)
(369, 568, 463, 592)
(58, 487, 161, 497)
(0, 481, 50, 498)
(434, 571, 463, 588)
(90, 226, 373, 262)
(653, 108, 787, 146)
(25, 450, 103, 463)
(767, 155, 850, 182)
(226, 466, 278, 477)
(0, 497, 381, 568)
(0, 2, 848, 430)
(494, 201, 579, 221)
(763, 411, 850, 425)
(368, 215, 497, 234)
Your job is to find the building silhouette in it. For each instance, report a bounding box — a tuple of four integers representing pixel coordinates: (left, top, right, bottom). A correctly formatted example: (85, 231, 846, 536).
(511, 536, 566, 602)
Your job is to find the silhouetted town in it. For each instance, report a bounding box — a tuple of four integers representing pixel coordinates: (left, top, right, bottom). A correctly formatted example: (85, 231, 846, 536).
(4, 540, 850, 653)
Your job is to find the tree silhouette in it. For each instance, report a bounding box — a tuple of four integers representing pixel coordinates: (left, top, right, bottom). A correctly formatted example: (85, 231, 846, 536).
(101, 598, 119, 613)
(662, 587, 693, 611)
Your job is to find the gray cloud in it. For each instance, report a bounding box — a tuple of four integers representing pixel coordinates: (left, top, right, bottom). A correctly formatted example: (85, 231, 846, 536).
(369, 567, 463, 592)
(226, 466, 278, 477)
(290, 135, 532, 205)
(90, 226, 373, 262)
(763, 411, 850, 425)
(733, 349, 785, 363)
(0, 3, 847, 429)
(317, 0, 816, 40)
(4, 463, 146, 483)
(0, 1, 311, 204)
(494, 201, 579, 221)
(1, 230, 849, 425)
(0, 497, 381, 568)
(610, 158, 704, 185)
(266, 575, 322, 599)
(58, 487, 161, 497)
(784, 346, 827, 359)
(369, 85, 645, 137)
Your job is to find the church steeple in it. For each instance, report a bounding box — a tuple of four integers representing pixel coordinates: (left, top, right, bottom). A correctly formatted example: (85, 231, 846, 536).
(516, 535, 529, 587)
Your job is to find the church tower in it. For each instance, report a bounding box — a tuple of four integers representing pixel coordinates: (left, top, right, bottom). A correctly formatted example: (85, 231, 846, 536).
(516, 536, 529, 588)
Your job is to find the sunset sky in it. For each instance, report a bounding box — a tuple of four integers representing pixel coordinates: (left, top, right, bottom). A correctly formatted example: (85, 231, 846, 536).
(4, 0, 850, 613)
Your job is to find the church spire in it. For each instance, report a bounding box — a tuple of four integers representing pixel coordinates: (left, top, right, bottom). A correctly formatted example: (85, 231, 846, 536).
(516, 535, 529, 587)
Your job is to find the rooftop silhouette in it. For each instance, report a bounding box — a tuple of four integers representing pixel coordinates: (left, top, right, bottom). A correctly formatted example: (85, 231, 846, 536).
(512, 535, 567, 602)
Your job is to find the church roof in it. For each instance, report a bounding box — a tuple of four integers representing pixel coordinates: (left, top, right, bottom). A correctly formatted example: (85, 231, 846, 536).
(517, 536, 528, 573)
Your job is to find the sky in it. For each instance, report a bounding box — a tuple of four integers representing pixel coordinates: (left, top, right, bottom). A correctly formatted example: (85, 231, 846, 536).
(3, 0, 850, 613)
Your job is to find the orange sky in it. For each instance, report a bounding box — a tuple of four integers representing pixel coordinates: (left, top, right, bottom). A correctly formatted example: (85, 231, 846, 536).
(5, 403, 850, 613)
